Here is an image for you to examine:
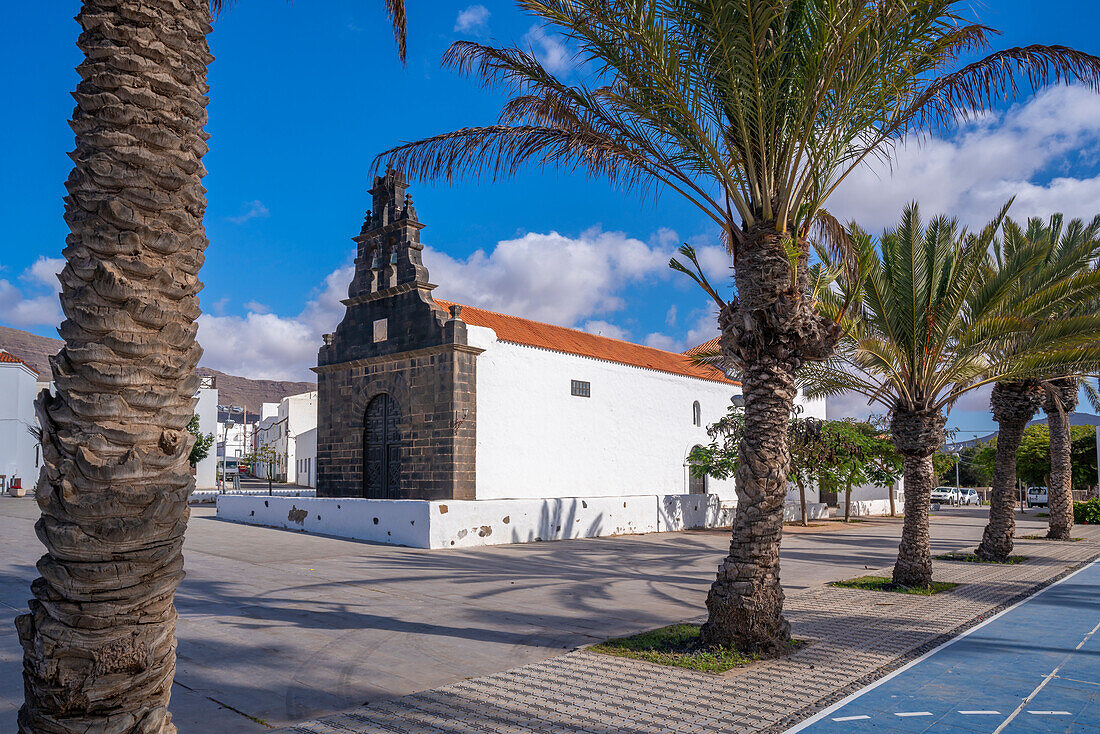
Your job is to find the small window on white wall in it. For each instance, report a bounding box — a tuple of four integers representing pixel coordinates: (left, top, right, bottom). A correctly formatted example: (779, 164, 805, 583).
(692, 401, 702, 426)
(571, 380, 591, 398)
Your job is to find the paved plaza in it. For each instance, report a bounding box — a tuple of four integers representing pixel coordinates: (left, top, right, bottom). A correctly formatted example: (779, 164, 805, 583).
(1, 500, 1096, 732)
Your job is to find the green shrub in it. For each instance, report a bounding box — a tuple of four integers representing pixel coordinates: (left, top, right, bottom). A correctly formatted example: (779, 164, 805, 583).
(1073, 497, 1100, 524)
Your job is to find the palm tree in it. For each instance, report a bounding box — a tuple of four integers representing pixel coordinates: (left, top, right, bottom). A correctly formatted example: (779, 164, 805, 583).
(807, 204, 1100, 588)
(17, 2, 405, 732)
(976, 216, 1100, 560)
(1044, 377, 1082, 539)
(378, 0, 1100, 651)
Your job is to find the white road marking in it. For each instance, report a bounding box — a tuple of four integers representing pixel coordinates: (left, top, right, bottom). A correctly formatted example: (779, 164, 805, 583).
(894, 711, 933, 717)
(831, 715, 870, 722)
(959, 710, 1001, 715)
(992, 618, 1100, 734)
(782, 562, 1100, 734)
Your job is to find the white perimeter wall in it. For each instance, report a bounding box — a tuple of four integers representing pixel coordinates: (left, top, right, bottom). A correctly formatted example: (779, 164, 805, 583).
(195, 387, 218, 489)
(0, 362, 39, 488)
(469, 325, 740, 502)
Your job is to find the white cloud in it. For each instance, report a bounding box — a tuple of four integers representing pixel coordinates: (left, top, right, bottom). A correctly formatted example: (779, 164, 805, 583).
(0, 256, 64, 328)
(583, 320, 629, 340)
(196, 265, 353, 382)
(665, 304, 677, 327)
(829, 85, 1100, 232)
(227, 200, 270, 225)
(524, 25, 574, 75)
(643, 307, 719, 353)
(243, 300, 270, 314)
(454, 4, 490, 33)
(425, 226, 673, 326)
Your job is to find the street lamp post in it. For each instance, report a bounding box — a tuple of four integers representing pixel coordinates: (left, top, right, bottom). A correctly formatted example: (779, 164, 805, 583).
(220, 419, 235, 494)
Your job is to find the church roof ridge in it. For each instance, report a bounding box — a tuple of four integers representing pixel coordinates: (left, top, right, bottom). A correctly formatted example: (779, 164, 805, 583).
(433, 299, 737, 386)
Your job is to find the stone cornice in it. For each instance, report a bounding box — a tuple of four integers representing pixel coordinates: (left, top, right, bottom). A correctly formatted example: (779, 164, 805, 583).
(312, 343, 484, 374)
(341, 282, 438, 307)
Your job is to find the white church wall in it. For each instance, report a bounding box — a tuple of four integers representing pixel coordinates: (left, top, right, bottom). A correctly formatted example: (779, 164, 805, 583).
(468, 325, 740, 501)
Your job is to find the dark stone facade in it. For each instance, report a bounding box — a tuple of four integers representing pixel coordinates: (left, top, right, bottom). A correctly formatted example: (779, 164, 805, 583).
(315, 168, 480, 500)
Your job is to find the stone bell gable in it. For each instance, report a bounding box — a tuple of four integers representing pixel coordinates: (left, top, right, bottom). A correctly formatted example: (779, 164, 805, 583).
(314, 167, 480, 501)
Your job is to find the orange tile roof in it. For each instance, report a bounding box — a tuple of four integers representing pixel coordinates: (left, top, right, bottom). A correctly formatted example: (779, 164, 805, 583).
(684, 336, 722, 357)
(435, 299, 736, 385)
(0, 350, 38, 374)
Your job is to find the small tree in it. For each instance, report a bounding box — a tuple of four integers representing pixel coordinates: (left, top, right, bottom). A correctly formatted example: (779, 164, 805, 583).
(245, 445, 280, 496)
(186, 415, 215, 468)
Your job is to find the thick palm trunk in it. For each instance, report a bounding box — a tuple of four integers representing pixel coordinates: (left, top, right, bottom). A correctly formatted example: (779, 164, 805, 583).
(700, 224, 839, 653)
(976, 381, 1042, 561)
(1045, 378, 1078, 540)
(16, 2, 211, 732)
(890, 407, 946, 588)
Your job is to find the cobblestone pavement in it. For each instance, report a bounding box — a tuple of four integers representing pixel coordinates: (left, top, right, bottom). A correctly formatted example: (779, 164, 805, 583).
(277, 527, 1100, 734)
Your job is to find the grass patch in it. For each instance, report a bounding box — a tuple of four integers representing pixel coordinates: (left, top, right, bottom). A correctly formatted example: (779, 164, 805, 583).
(935, 552, 1027, 565)
(1035, 512, 1050, 518)
(830, 575, 958, 596)
(1018, 534, 1083, 541)
(589, 624, 801, 673)
(784, 522, 827, 527)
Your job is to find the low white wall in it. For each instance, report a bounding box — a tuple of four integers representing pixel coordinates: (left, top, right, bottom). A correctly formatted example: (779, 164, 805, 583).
(218, 494, 840, 548)
(840, 498, 904, 517)
(430, 495, 658, 548)
(193, 488, 316, 503)
(658, 494, 736, 531)
(783, 502, 829, 522)
(217, 495, 430, 546)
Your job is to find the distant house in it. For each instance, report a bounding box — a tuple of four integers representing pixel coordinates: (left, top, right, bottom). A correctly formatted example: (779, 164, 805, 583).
(253, 392, 317, 485)
(0, 351, 41, 492)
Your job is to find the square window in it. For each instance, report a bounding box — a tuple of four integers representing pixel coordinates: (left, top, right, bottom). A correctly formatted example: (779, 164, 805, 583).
(373, 318, 388, 342)
(570, 379, 591, 398)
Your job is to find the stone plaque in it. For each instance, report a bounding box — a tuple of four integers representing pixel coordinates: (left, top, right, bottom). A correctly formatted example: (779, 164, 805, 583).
(373, 318, 388, 342)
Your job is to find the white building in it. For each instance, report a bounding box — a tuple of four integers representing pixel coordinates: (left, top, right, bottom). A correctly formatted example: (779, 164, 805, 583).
(0, 351, 41, 494)
(194, 376, 218, 490)
(253, 391, 318, 485)
(296, 427, 317, 488)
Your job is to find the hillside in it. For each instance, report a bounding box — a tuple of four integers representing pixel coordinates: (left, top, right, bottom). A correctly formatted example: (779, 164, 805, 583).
(0, 324, 316, 413)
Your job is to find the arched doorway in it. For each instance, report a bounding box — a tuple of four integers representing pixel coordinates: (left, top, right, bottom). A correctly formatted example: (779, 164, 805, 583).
(363, 394, 401, 499)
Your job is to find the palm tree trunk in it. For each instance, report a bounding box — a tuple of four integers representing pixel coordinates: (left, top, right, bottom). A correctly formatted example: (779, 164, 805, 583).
(700, 361, 795, 652)
(976, 381, 1042, 561)
(16, 2, 211, 732)
(890, 407, 947, 588)
(1045, 378, 1079, 540)
(699, 223, 840, 653)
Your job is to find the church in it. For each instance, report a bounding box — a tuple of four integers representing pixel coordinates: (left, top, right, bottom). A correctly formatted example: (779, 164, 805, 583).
(217, 169, 827, 548)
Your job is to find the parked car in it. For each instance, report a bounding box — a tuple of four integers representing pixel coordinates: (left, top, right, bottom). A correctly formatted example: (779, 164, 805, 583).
(1027, 486, 1049, 508)
(931, 486, 960, 505)
(959, 487, 981, 506)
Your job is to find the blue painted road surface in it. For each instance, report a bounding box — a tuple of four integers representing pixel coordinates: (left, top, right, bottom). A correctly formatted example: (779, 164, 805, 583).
(789, 560, 1100, 733)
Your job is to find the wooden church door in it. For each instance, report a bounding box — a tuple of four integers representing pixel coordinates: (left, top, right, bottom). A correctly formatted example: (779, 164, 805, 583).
(363, 394, 401, 499)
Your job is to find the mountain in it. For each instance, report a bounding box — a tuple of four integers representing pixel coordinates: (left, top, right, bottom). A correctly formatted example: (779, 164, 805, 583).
(950, 412, 1100, 449)
(0, 324, 315, 413)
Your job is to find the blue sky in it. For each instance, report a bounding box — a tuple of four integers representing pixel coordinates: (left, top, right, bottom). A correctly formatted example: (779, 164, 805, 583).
(3, 0, 1100, 439)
